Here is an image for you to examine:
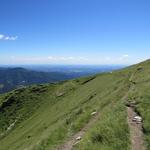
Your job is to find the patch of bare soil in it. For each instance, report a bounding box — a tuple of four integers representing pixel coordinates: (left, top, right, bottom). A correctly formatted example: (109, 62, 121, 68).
(127, 106, 145, 150)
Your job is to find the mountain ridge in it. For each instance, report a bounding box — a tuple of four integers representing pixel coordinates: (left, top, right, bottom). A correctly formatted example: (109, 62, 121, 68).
(0, 67, 76, 94)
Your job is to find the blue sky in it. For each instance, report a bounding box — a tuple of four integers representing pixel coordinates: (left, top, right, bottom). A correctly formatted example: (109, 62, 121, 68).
(0, 0, 150, 65)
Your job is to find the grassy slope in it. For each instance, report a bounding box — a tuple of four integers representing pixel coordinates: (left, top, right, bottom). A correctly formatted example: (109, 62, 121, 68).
(0, 60, 150, 150)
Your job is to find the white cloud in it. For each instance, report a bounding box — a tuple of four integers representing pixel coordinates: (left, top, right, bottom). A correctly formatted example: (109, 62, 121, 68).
(118, 54, 130, 61)
(0, 34, 4, 39)
(5, 36, 18, 40)
(123, 54, 129, 57)
(47, 56, 55, 60)
(0, 34, 18, 41)
(6, 56, 89, 64)
(47, 56, 88, 61)
(78, 57, 88, 60)
(105, 57, 111, 61)
(68, 56, 74, 60)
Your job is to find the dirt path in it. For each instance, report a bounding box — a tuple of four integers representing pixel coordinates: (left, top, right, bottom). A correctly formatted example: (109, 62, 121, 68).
(57, 113, 100, 150)
(126, 72, 145, 150)
(127, 106, 145, 150)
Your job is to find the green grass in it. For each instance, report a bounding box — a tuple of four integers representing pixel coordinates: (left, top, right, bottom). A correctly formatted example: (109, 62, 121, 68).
(0, 60, 150, 150)
(74, 102, 130, 150)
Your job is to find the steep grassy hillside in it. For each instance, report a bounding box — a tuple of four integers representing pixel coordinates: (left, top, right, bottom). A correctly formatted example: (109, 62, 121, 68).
(0, 60, 150, 150)
(0, 67, 74, 94)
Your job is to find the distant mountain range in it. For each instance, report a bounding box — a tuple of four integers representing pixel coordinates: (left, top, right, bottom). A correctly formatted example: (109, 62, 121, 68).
(0, 65, 125, 94)
(0, 67, 74, 94)
(22, 64, 125, 74)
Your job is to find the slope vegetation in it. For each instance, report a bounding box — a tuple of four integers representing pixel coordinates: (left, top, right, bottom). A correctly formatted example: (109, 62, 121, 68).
(0, 60, 150, 150)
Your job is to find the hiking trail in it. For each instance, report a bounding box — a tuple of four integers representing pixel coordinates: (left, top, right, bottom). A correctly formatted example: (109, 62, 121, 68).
(127, 106, 145, 150)
(126, 72, 145, 150)
(57, 112, 100, 150)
